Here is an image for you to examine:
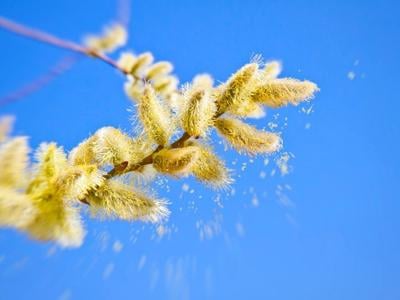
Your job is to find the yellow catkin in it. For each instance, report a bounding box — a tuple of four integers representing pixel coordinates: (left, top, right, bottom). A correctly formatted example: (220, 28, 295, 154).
(0, 115, 15, 142)
(193, 74, 214, 90)
(216, 63, 259, 114)
(129, 52, 154, 76)
(181, 87, 216, 137)
(153, 76, 179, 95)
(87, 180, 169, 222)
(84, 24, 127, 53)
(92, 127, 132, 166)
(0, 137, 29, 188)
(229, 99, 266, 119)
(69, 135, 98, 166)
(187, 141, 232, 188)
(124, 78, 143, 102)
(57, 165, 105, 200)
(117, 52, 137, 72)
(138, 86, 173, 146)
(214, 118, 281, 155)
(152, 146, 200, 175)
(127, 135, 156, 165)
(25, 143, 85, 248)
(145, 61, 174, 80)
(251, 78, 319, 108)
(0, 187, 36, 228)
(25, 203, 84, 248)
(262, 61, 282, 80)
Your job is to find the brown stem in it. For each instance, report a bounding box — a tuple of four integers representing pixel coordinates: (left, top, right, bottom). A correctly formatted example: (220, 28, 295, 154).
(0, 16, 128, 74)
(170, 132, 192, 148)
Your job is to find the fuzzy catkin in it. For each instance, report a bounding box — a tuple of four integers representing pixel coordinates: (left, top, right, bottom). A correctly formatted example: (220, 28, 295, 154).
(0, 187, 36, 228)
(252, 78, 319, 108)
(69, 135, 98, 166)
(216, 63, 259, 114)
(153, 146, 200, 175)
(187, 141, 232, 188)
(25, 144, 85, 248)
(181, 88, 216, 137)
(129, 52, 154, 76)
(215, 118, 281, 155)
(57, 165, 105, 200)
(138, 86, 173, 146)
(92, 127, 132, 165)
(228, 99, 266, 119)
(0, 137, 29, 188)
(84, 24, 127, 53)
(145, 61, 173, 80)
(87, 180, 168, 223)
(262, 61, 282, 80)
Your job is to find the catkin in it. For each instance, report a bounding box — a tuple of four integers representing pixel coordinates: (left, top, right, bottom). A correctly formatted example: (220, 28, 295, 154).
(25, 144, 85, 248)
(252, 78, 319, 108)
(57, 165, 105, 200)
(87, 180, 169, 223)
(138, 86, 173, 146)
(187, 141, 232, 188)
(84, 24, 127, 53)
(0, 187, 35, 228)
(130, 52, 154, 76)
(69, 135, 98, 166)
(153, 146, 200, 175)
(216, 63, 259, 114)
(181, 88, 216, 137)
(215, 118, 281, 155)
(262, 61, 282, 80)
(92, 127, 132, 166)
(145, 61, 173, 80)
(0, 137, 29, 188)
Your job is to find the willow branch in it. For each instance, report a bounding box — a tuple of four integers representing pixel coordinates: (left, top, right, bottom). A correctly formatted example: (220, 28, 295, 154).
(0, 1, 131, 106)
(0, 16, 128, 74)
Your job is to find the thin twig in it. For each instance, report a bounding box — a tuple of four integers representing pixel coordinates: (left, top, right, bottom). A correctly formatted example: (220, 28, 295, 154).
(0, 54, 81, 106)
(0, 16, 128, 74)
(0, 1, 132, 106)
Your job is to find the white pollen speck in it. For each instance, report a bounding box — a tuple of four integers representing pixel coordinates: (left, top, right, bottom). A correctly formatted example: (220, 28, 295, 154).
(157, 225, 166, 237)
(112, 240, 123, 253)
(305, 122, 311, 130)
(182, 183, 190, 192)
(138, 255, 147, 271)
(347, 71, 356, 80)
(259, 171, 267, 179)
(251, 195, 259, 207)
(58, 289, 72, 300)
(103, 263, 115, 280)
(236, 223, 245, 237)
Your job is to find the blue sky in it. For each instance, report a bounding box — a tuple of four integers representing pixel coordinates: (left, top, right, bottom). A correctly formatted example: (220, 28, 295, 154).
(0, 0, 399, 299)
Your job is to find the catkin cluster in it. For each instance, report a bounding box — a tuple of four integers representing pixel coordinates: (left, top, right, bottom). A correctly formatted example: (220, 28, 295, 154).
(0, 23, 319, 247)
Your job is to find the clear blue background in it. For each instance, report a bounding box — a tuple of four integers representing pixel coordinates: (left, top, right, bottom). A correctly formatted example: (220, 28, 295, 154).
(0, 0, 399, 299)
